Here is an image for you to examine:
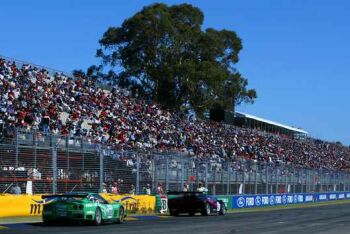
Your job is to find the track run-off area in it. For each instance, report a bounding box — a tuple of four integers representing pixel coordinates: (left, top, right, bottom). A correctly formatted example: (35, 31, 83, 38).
(2, 201, 350, 234)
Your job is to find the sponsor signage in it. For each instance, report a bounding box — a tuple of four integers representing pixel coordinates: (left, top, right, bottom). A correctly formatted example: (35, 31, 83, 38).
(231, 192, 348, 209)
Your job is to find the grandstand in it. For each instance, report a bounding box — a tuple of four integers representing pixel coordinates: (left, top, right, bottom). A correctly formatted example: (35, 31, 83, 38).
(1, 56, 350, 195)
(234, 111, 307, 137)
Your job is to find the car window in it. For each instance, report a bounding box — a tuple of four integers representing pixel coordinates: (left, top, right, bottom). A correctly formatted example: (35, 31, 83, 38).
(92, 194, 109, 204)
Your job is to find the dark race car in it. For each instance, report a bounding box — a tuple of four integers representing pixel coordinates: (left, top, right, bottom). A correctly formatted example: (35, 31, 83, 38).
(41, 192, 126, 225)
(167, 191, 226, 216)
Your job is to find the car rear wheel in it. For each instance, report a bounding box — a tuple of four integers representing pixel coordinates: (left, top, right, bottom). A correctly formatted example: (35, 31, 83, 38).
(169, 210, 179, 216)
(201, 203, 211, 216)
(219, 203, 226, 215)
(116, 207, 125, 224)
(94, 208, 102, 226)
(43, 218, 53, 226)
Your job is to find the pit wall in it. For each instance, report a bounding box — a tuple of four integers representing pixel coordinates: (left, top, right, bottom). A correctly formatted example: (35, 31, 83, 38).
(0, 194, 156, 218)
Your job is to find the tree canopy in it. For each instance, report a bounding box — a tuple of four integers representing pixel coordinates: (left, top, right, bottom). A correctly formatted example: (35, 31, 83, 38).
(97, 3, 256, 116)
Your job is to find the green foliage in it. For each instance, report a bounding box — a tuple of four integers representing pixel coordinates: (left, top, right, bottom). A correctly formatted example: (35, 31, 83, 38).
(97, 3, 256, 115)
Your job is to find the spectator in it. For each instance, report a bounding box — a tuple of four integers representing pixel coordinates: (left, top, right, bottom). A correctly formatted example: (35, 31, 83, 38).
(10, 183, 21, 194)
(0, 57, 350, 175)
(129, 184, 136, 195)
(143, 184, 151, 195)
(183, 183, 190, 192)
(197, 182, 208, 194)
(111, 181, 120, 194)
(102, 183, 108, 193)
(156, 182, 164, 195)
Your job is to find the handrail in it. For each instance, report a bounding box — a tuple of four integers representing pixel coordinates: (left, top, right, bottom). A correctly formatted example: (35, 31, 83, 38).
(0, 54, 71, 77)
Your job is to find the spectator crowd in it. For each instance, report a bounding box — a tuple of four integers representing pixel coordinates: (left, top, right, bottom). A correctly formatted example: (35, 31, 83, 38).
(1, 58, 350, 173)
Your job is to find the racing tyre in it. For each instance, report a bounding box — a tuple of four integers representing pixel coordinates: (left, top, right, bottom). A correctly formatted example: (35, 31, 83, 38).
(170, 210, 179, 216)
(201, 203, 211, 216)
(219, 203, 226, 215)
(43, 219, 54, 226)
(94, 208, 102, 226)
(116, 207, 125, 224)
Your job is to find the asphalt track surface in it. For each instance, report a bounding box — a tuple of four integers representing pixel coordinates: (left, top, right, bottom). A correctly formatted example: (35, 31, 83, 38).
(2, 203, 350, 234)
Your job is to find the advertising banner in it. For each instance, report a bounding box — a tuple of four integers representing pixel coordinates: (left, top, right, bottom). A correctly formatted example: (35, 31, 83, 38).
(231, 192, 350, 209)
(0, 194, 157, 217)
(212, 195, 232, 209)
(101, 194, 156, 214)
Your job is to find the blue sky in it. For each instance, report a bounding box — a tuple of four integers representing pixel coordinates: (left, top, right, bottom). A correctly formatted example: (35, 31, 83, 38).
(1, 0, 349, 145)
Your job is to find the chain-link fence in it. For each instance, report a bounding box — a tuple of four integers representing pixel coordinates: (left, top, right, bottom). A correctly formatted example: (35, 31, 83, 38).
(1, 130, 349, 195)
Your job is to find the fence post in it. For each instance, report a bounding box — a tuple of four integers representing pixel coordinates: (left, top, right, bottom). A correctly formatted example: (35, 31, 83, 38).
(180, 154, 184, 191)
(33, 130, 37, 169)
(152, 157, 156, 193)
(309, 169, 312, 192)
(195, 161, 199, 191)
(15, 128, 19, 168)
(99, 148, 103, 193)
(319, 168, 322, 193)
(136, 154, 140, 194)
(66, 135, 70, 178)
(213, 166, 216, 195)
(295, 167, 298, 193)
(275, 166, 279, 194)
(165, 157, 169, 192)
(226, 163, 230, 195)
(305, 169, 308, 193)
(243, 160, 246, 194)
(205, 162, 208, 192)
(264, 162, 269, 194)
(52, 135, 57, 194)
(81, 138, 85, 171)
(285, 168, 288, 193)
(254, 162, 258, 194)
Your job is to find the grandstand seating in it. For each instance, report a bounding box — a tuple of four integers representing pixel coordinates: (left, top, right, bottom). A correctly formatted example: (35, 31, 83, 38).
(0, 57, 350, 174)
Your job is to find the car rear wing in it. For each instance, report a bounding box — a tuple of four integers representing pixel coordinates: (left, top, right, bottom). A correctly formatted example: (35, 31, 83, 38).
(41, 193, 89, 199)
(167, 191, 204, 195)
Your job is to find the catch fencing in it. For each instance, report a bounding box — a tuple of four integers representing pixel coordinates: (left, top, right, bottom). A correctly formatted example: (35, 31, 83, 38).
(0, 130, 349, 195)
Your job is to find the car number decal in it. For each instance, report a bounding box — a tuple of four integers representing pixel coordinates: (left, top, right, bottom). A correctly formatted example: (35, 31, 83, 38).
(107, 205, 113, 218)
(216, 202, 221, 212)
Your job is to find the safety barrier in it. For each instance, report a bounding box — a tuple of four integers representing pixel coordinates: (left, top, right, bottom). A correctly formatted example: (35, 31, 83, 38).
(0, 194, 43, 217)
(101, 194, 156, 214)
(0, 194, 156, 217)
(231, 192, 350, 209)
(155, 192, 350, 213)
(1, 192, 349, 217)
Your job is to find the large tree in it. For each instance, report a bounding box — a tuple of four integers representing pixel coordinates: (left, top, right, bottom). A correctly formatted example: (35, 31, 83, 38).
(97, 3, 256, 115)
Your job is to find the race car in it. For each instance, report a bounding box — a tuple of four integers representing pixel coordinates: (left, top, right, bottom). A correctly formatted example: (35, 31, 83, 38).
(41, 192, 126, 225)
(167, 191, 226, 216)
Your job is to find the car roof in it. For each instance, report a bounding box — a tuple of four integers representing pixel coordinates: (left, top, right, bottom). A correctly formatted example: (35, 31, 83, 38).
(42, 192, 97, 199)
(167, 191, 205, 195)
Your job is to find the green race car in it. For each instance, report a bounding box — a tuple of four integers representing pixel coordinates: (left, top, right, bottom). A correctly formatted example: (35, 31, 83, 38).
(42, 192, 126, 225)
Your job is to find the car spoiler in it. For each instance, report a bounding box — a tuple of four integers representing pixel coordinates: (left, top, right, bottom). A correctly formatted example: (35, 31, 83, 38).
(167, 191, 204, 195)
(41, 193, 89, 199)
